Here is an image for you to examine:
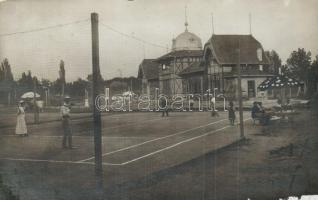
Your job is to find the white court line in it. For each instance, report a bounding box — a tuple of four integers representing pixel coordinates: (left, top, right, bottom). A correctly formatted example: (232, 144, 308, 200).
(0, 135, 156, 139)
(0, 157, 121, 166)
(78, 118, 228, 162)
(78, 112, 215, 135)
(0, 118, 251, 167)
(119, 118, 252, 165)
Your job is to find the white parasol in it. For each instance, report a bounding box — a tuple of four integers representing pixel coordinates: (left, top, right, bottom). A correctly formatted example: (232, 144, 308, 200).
(21, 92, 41, 99)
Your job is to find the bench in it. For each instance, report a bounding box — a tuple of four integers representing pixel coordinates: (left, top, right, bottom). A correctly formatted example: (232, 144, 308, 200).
(273, 111, 300, 123)
(252, 112, 272, 125)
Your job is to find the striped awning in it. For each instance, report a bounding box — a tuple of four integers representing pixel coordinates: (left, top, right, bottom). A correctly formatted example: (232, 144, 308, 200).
(258, 75, 301, 91)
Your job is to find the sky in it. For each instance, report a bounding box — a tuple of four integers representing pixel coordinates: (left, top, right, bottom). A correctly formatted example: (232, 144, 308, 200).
(0, 0, 317, 82)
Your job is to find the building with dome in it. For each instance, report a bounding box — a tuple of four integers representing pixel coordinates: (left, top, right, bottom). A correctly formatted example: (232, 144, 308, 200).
(138, 16, 274, 100)
(156, 20, 204, 96)
(138, 18, 204, 97)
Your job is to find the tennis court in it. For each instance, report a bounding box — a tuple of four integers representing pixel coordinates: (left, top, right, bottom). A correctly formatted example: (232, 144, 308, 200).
(0, 111, 252, 199)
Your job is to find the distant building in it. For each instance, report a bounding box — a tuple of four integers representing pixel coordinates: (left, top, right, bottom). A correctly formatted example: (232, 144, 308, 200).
(203, 34, 273, 99)
(156, 21, 203, 96)
(137, 18, 274, 100)
(137, 59, 160, 98)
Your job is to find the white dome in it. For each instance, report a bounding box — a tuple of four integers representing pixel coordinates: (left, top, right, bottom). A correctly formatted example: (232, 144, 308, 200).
(172, 30, 202, 51)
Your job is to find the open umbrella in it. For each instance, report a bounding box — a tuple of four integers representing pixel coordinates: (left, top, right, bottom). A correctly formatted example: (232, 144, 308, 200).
(21, 92, 41, 99)
(258, 75, 301, 91)
(258, 75, 302, 105)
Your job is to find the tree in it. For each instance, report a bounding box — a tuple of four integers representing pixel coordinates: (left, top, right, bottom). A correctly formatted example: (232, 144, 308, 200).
(281, 64, 290, 76)
(66, 78, 89, 97)
(109, 80, 127, 94)
(0, 58, 14, 81)
(0, 65, 4, 81)
(86, 73, 104, 83)
(286, 48, 312, 93)
(266, 50, 282, 74)
(308, 55, 318, 94)
(18, 70, 34, 90)
(59, 60, 66, 97)
(41, 78, 51, 88)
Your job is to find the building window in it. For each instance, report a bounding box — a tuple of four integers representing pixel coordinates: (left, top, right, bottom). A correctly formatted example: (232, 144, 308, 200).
(247, 80, 256, 98)
(259, 65, 263, 71)
(257, 48, 263, 61)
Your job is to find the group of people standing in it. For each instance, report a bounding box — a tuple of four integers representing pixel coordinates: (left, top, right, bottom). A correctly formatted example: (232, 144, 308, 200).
(15, 96, 74, 149)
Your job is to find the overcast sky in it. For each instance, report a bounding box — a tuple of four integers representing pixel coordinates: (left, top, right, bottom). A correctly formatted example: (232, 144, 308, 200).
(0, 0, 317, 82)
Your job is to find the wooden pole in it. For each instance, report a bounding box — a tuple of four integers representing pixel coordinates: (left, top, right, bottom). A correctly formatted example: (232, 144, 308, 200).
(45, 89, 48, 107)
(237, 45, 244, 139)
(47, 88, 50, 106)
(173, 56, 176, 95)
(91, 12, 103, 189)
(33, 78, 38, 124)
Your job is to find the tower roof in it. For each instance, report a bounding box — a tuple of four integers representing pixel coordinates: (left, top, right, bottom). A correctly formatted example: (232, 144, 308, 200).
(172, 31, 202, 51)
(171, 6, 202, 51)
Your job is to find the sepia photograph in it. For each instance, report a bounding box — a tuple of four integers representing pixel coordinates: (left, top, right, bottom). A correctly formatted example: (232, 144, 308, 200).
(0, 0, 318, 199)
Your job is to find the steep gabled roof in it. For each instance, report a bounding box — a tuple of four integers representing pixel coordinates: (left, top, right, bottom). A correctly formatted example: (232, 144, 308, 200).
(205, 34, 270, 65)
(156, 50, 203, 62)
(137, 59, 159, 80)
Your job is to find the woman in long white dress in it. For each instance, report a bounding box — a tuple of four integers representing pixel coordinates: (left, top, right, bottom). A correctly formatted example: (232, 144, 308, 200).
(15, 100, 28, 136)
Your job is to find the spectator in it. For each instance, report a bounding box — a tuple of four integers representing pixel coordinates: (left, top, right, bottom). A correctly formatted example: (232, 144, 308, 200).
(228, 101, 235, 125)
(159, 96, 169, 117)
(211, 97, 219, 117)
(61, 96, 73, 149)
(16, 100, 28, 137)
(251, 101, 260, 120)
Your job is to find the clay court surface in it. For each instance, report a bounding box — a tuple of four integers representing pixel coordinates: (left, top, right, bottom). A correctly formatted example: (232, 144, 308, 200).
(0, 111, 252, 165)
(0, 111, 250, 198)
(0, 110, 317, 200)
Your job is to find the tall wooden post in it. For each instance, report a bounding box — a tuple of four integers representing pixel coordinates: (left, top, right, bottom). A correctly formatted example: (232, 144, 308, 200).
(173, 56, 176, 95)
(33, 81, 36, 123)
(91, 12, 103, 189)
(47, 88, 50, 106)
(237, 45, 244, 139)
(33, 78, 39, 124)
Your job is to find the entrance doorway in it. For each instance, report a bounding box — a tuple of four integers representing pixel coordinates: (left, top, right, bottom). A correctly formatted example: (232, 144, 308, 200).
(247, 80, 256, 98)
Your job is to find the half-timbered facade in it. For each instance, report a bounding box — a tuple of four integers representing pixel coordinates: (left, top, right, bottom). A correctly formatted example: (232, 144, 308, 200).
(137, 24, 274, 100)
(156, 23, 204, 96)
(203, 34, 273, 99)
